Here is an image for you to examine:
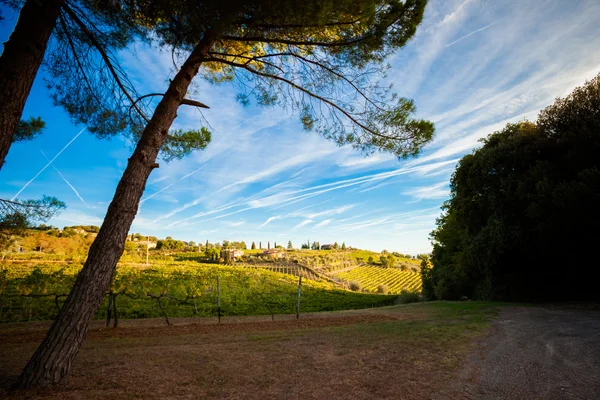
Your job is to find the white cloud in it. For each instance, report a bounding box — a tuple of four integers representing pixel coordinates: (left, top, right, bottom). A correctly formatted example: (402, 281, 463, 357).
(404, 182, 449, 200)
(258, 216, 281, 229)
(314, 219, 333, 228)
(292, 219, 313, 231)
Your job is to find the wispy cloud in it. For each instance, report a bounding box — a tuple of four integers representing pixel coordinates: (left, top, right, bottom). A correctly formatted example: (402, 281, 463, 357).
(292, 219, 313, 231)
(227, 220, 245, 227)
(40, 150, 89, 208)
(141, 165, 206, 203)
(314, 219, 332, 228)
(445, 16, 507, 48)
(404, 181, 449, 200)
(258, 215, 280, 229)
(12, 127, 86, 200)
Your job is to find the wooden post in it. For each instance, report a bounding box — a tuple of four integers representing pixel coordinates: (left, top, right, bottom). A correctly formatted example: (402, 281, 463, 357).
(217, 275, 221, 323)
(105, 293, 112, 327)
(113, 294, 118, 328)
(296, 276, 302, 319)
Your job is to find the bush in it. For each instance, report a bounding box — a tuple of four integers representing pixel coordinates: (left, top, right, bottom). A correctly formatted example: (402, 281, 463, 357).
(348, 281, 362, 292)
(397, 289, 421, 304)
(376, 284, 388, 294)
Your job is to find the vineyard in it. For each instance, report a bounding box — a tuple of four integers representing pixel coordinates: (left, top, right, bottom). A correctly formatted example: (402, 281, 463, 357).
(240, 264, 321, 281)
(0, 261, 397, 324)
(332, 266, 422, 293)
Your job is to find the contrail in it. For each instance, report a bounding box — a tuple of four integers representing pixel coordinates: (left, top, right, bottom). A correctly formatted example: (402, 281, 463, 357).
(140, 164, 206, 204)
(40, 150, 89, 208)
(12, 127, 86, 200)
(445, 16, 507, 48)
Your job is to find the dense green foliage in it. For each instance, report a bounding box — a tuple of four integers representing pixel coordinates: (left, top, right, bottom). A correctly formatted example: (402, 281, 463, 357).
(14, 116, 45, 142)
(427, 75, 600, 301)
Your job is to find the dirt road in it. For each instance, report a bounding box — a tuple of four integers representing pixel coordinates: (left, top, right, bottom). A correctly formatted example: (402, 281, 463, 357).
(451, 306, 600, 400)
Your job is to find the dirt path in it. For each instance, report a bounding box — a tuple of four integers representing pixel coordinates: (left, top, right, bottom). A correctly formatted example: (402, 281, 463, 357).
(446, 306, 600, 400)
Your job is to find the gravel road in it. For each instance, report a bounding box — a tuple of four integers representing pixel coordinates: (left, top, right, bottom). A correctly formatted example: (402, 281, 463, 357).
(448, 306, 600, 400)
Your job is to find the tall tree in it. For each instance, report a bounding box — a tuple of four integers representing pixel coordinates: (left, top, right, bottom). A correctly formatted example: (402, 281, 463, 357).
(428, 74, 600, 301)
(0, 0, 63, 168)
(16, 0, 433, 388)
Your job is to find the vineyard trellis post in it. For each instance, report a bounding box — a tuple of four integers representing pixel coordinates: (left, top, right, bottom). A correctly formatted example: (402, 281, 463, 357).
(296, 276, 302, 319)
(217, 275, 221, 323)
(105, 293, 113, 327)
(146, 236, 149, 267)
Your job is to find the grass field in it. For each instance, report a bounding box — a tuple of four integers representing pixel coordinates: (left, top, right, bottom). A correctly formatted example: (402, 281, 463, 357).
(0, 301, 500, 399)
(0, 260, 397, 323)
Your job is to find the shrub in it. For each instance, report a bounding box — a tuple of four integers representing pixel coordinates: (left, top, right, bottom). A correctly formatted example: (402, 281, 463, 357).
(348, 281, 362, 292)
(376, 284, 388, 294)
(397, 289, 421, 304)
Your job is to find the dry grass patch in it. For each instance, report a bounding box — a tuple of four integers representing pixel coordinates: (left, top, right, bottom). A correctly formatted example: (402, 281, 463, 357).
(0, 302, 499, 399)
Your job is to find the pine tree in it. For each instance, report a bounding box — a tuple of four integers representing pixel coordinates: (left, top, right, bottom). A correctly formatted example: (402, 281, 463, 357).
(287, 241, 293, 249)
(17, 0, 432, 387)
(251, 241, 256, 250)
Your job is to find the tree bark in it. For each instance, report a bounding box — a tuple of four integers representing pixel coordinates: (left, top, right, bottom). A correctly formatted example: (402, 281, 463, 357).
(14, 29, 219, 389)
(0, 0, 64, 169)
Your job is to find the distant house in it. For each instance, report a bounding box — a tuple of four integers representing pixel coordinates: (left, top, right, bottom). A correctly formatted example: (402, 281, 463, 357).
(223, 249, 244, 260)
(320, 244, 334, 250)
(262, 249, 284, 259)
(139, 240, 157, 249)
(231, 249, 244, 258)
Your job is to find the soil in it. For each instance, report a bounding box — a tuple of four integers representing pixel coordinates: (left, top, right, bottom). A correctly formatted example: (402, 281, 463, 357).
(0, 306, 442, 399)
(1, 304, 598, 399)
(439, 305, 600, 400)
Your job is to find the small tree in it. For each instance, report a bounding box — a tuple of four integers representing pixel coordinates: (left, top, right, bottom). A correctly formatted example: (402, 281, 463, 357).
(287, 240, 293, 249)
(251, 241, 256, 250)
(1, 197, 65, 252)
(341, 242, 346, 250)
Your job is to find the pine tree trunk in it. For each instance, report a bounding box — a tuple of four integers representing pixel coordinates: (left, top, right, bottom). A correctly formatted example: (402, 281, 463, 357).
(0, 0, 63, 169)
(14, 30, 219, 389)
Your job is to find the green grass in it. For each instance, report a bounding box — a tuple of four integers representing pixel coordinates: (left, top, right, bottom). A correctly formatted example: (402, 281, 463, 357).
(0, 261, 398, 323)
(332, 301, 501, 348)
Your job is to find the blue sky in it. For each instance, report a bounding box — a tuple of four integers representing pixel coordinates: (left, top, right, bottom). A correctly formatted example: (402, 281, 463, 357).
(1, 0, 600, 254)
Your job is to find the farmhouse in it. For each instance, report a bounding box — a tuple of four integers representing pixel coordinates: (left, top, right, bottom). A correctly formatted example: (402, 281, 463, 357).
(223, 249, 244, 261)
(320, 244, 334, 250)
(262, 249, 284, 259)
(141, 241, 157, 249)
